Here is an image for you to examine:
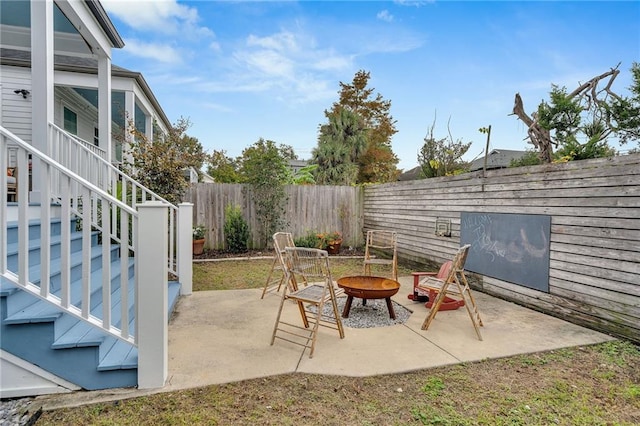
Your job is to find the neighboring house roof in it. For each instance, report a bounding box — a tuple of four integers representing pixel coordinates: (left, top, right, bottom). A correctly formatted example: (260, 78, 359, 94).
(85, 0, 125, 48)
(289, 159, 309, 172)
(469, 149, 527, 172)
(200, 173, 215, 184)
(0, 48, 171, 130)
(182, 167, 199, 184)
(397, 166, 423, 181)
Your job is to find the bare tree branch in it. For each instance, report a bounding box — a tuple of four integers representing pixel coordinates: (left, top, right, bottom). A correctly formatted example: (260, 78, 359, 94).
(511, 93, 553, 163)
(511, 63, 628, 163)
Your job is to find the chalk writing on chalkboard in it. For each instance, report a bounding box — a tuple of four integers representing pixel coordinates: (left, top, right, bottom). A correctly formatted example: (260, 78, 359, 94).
(460, 212, 551, 292)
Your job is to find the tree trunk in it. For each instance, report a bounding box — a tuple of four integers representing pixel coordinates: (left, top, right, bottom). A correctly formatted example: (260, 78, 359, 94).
(512, 93, 554, 163)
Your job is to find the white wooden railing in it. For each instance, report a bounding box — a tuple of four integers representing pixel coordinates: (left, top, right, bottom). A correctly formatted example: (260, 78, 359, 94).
(2, 126, 139, 343)
(2, 124, 193, 338)
(48, 123, 182, 277)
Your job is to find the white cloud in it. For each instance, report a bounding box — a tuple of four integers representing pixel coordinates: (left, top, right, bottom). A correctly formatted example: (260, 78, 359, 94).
(393, 0, 434, 6)
(247, 31, 299, 52)
(236, 49, 295, 78)
(121, 39, 182, 64)
(312, 55, 353, 72)
(377, 10, 394, 22)
(221, 29, 352, 102)
(102, 0, 214, 38)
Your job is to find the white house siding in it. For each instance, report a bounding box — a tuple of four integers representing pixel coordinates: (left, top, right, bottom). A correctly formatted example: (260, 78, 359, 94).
(54, 86, 101, 145)
(1, 65, 32, 144)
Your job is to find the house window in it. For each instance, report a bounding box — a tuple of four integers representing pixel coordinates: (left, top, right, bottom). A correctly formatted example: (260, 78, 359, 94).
(63, 107, 77, 135)
(94, 127, 99, 146)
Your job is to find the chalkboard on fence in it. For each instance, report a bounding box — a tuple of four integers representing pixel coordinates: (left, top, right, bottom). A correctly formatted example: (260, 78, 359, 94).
(460, 212, 551, 292)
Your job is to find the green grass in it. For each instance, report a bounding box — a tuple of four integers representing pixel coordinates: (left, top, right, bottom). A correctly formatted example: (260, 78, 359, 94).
(38, 339, 640, 426)
(193, 257, 414, 292)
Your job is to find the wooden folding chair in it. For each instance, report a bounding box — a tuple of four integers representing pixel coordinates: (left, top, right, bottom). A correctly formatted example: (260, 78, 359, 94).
(363, 230, 398, 281)
(261, 232, 296, 299)
(416, 244, 484, 340)
(271, 247, 344, 358)
(410, 261, 464, 311)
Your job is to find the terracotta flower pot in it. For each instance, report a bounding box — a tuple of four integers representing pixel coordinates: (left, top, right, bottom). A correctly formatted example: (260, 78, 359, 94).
(326, 241, 342, 255)
(193, 238, 205, 256)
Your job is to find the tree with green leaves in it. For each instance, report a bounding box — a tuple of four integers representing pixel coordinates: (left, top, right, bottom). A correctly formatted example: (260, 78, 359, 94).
(509, 150, 543, 168)
(123, 117, 206, 204)
(312, 108, 366, 185)
(207, 149, 241, 183)
(417, 116, 471, 178)
(321, 70, 400, 183)
(224, 204, 250, 253)
(290, 164, 318, 185)
(238, 138, 292, 247)
(512, 62, 640, 163)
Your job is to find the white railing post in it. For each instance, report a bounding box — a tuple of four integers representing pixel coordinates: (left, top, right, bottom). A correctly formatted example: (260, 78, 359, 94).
(177, 202, 193, 295)
(137, 201, 168, 389)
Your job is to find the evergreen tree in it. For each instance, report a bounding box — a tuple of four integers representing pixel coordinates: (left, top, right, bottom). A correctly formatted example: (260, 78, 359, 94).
(321, 70, 400, 183)
(312, 109, 366, 185)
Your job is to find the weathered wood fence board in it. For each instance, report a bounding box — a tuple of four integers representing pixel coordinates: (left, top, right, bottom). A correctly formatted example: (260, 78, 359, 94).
(184, 183, 364, 250)
(363, 153, 640, 343)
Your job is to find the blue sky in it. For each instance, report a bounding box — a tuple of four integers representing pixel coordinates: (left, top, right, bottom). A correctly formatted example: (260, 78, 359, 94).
(101, 1, 640, 172)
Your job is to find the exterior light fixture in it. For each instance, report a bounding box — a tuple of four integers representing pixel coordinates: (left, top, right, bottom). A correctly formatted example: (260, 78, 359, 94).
(14, 89, 30, 99)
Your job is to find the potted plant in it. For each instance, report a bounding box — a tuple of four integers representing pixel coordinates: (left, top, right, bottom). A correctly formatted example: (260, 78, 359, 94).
(317, 231, 343, 255)
(193, 224, 206, 256)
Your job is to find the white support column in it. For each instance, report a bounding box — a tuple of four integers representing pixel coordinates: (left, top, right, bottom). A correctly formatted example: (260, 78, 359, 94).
(31, 0, 54, 201)
(137, 201, 168, 389)
(123, 91, 135, 164)
(145, 114, 153, 142)
(98, 56, 112, 163)
(177, 203, 193, 295)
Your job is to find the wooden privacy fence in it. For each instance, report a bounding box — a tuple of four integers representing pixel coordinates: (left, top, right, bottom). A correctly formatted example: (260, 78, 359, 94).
(363, 154, 640, 344)
(183, 183, 364, 250)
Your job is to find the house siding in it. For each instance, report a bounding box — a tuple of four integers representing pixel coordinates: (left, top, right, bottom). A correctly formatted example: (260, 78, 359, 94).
(54, 87, 101, 145)
(1, 65, 32, 144)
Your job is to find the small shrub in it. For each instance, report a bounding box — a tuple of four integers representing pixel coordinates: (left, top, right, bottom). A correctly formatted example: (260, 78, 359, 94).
(294, 231, 321, 248)
(224, 204, 250, 253)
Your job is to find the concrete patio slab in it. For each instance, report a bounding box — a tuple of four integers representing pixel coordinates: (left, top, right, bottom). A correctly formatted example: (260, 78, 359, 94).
(37, 276, 615, 411)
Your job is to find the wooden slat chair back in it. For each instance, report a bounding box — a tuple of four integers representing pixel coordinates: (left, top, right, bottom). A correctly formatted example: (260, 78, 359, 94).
(261, 232, 296, 299)
(363, 230, 398, 281)
(416, 244, 484, 340)
(271, 247, 345, 358)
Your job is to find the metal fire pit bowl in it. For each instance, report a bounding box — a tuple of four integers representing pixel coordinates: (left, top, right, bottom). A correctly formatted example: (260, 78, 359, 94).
(336, 275, 401, 319)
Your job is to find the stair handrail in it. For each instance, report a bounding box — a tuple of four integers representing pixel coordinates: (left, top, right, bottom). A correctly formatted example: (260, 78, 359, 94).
(53, 129, 108, 160)
(2, 125, 143, 344)
(48, 123, 179, 275)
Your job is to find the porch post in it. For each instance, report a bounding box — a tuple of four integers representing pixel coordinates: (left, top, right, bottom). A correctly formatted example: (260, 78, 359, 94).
(177, 203, 193, 295)
(122, 91, 135, 165)
(137, 201, 168, 389)
(31, 0, 54, 201)
(98, 57, 112, 163)
(146, 114, 153, 142)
